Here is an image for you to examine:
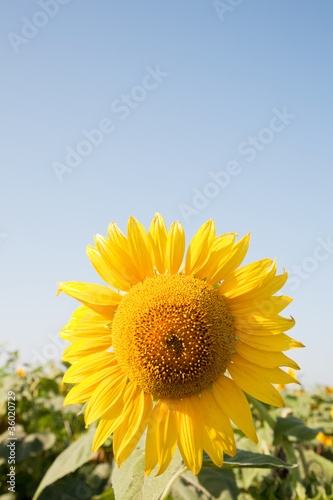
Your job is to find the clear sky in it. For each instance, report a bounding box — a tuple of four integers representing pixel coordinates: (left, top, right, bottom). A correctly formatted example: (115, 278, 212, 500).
(0, 1, 332, 387)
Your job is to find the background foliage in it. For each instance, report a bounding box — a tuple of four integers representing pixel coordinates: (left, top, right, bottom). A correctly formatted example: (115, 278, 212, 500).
(0, 349, 332, 500)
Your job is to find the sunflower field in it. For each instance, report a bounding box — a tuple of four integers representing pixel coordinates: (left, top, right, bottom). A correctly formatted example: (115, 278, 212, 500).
(1, 349, 333, 500)
(2, 0, 333, 497)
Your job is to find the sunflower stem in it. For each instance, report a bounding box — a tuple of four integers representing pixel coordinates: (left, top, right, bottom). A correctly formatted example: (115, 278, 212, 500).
(180, 473, 215, 500)
(295, 444, 309, 480)
(246, 395, 276, 429)
(159, 464, 187, 500)
(281, 436, 301, 486)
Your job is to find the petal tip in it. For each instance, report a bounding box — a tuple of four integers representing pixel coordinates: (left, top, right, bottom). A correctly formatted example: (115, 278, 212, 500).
(92, 443, 99, 454)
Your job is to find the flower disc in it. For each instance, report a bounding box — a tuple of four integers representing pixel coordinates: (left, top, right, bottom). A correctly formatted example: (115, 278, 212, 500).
(112, 274, 235, 399)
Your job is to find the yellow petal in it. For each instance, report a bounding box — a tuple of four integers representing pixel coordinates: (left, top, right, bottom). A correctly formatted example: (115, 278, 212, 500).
(57, 282, 121, 319)
(228, 361, 285, 407)
(213, 376, 258, 444)
(224, 260, 277, 302)
(219, 259, 273, 295)
(127, 216, 154, 279)
(62, 337, 112, 362)
(93, 411, 122, 453)
(213, 233, 238, 249)
(253, 269, 289, 300)
(228, 264, 288, 304)
(113, 392, 153, 467)
(234, 341, 300, 370)
(60, 326, 112, 342)
(234, 314, 295, 335)
(231, 353, 300, 385)
(165, 222, 185, 274)
(108, 221, 128, 244)
(63, 305, 110, 332)
(317, 432, 333, 446)
(199, 389, 236, 459)
(95, 233, 141, 286)
(62, 352, 115, 383)
(92, 383, 141, 452)
(149, 213, 168, 274)
(236, 331, 304, 351)
(175, 396, 203, 475)
(145, 399, 179, 476)
(84, 370, 128, 425)
(229, 295, 292, 316)
(87, 245, 130, 291)
(185, 219, 215, 276)
(196, 233, 237, 280)
(145, 420, 158, 475)
(60, 332, 90, 343)
(64, 366, 117, 405)
(229, 353, 301, 406)
(207, 233, 250, 285)
(57, 282, 121, 306)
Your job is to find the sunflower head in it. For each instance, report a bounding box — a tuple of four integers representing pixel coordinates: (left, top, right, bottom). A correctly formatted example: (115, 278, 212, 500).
(58, 213, 304, 476)
(112, 273, 234, 399)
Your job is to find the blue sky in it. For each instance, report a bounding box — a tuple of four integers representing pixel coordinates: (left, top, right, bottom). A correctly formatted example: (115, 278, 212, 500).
(0, 1, 332, 386)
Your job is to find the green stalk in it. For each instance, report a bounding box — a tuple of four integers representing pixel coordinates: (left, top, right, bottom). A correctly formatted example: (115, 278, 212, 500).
(281, 436, 301, 487)
(295, 445, 309, 480)
(159, 465, 187, 500)
(246, 394, 276, 428)
(247, 395, 300, 487)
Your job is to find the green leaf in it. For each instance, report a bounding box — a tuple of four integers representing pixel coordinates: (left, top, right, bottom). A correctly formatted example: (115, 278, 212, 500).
(301, 450, 333, 485)
(41, 395, 66, 412)
(274, 416, 323, 443)
(32, 425, 96, 500)
(308, 419, 333, 435)
(0, 424, 26, 444)
(195, 468, 239, 500)
(16, 432, 56, 461)
(202, 449, 295, 469)
(92, 489, 115, 500)
(36, 377, 60, 394)
(111, 446, 183, 500)
(170, 478, 200, 500)
(170, 469, 240, 500)
(37, 463, 110, 500)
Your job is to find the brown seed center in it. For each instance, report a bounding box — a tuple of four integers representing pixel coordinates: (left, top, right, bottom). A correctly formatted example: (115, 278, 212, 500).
(112, 274, 235, 399)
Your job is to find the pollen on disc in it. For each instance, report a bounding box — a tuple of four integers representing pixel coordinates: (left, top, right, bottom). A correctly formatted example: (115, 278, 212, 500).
(112, 274, 235, 399)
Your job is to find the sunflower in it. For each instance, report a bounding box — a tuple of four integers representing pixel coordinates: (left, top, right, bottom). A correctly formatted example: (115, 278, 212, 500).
(58, 214, 304, 476)
(316, 432, 333, 447)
